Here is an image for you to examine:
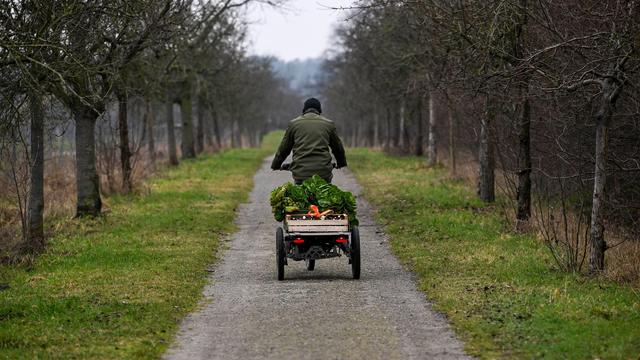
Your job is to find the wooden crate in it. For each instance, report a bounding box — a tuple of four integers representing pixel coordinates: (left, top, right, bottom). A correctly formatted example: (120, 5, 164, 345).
(285, 214, 349, 233)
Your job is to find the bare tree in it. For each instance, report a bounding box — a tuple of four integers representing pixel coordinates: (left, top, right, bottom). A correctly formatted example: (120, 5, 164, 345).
(321, 0, 640, 278)
(426, 92, 437, 167)
(478, 99, 496, 202)
(24, 91, 45, 254)
(116, 89, 133, 193)
(166, 99, 179, 165)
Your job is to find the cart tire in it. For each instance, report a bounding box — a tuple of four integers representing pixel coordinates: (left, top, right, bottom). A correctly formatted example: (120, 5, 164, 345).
(276, 227, 285, 281)
(351, 226, 361, 279)
(306, 259, 315, 271)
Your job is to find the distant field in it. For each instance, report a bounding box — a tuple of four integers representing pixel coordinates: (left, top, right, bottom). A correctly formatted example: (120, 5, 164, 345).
(348, 148, 640, 359)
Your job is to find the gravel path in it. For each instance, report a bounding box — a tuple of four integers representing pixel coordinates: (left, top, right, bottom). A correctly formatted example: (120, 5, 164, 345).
(164, 157, 471, 360)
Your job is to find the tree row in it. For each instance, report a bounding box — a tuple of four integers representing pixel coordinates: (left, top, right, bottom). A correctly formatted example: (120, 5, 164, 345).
(321, 0, 640, 274)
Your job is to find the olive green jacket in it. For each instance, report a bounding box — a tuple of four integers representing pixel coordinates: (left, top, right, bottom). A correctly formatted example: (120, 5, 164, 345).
(271, 110, 347, 182)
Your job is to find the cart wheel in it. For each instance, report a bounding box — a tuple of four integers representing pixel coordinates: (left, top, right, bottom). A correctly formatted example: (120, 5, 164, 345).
(350, 226, 361, 279)
(276, 227, 285, 281)
(306, 259, 315, 271)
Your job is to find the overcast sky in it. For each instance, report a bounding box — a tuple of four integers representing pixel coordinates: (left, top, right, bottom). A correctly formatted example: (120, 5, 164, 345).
(246, 1, 357, 61)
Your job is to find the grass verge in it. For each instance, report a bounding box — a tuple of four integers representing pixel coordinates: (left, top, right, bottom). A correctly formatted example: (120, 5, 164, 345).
(348, 148, 640, 359)
(0, 135, 277, 359)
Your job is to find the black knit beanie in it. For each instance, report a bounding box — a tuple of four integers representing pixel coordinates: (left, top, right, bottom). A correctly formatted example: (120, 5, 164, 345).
(302, 98, 322, 114)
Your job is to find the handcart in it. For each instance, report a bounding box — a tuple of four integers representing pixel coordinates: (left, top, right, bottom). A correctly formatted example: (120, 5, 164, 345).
(275, 212, 360, 280)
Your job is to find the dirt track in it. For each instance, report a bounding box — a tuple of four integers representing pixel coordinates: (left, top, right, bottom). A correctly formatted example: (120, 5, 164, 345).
(164, 157, 470, 359)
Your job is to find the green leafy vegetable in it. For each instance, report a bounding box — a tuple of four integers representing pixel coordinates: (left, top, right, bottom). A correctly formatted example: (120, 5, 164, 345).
(269, 175, 358, 225)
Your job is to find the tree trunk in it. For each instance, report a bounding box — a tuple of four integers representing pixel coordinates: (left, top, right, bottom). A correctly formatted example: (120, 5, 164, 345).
(478, 99, 495, 203)
(516, 92, 532, 226)
(96, 124, 114, 194)
(166, 100, 178, 166)
(364, 119, 370, 147)
(204, 118, 213, 148)
(373, 111, 380, 148)
(247, 127, 255, 147)
(231, 120, 241, 148)
(255, 130, 261, 147)
(415, 96, 424, 157)
(589, 80, 619, 274)
(398, 98, 406, 150)
(180, 84, 196, 159)
(73, 105, 102, 217)
(203, 103, 213, 148)
(211, 105, 221, 150)
(385, 106, 392, 151)
(360, 119, 368, 147)
(448, 99, 457, 177)
(24, 91, 45, 254)
(426, 92, 437, 167)
(589, 122, 608, 273)
(117, 91, 132, 193)
(514, 0, 530, 228)
(196, 98, 205, 154)
(145, 99, 155, 166)
(363, 118, 370, 147)
(229, 120, 235, 148)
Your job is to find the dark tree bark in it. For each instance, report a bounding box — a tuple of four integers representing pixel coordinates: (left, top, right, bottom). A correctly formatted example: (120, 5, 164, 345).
(166, 104, 178, 164)
(373, 111, 380, 148)
(426, 92, 437, 167)
(166, 100, 178, 166)
(145, 99, 155, 166)
(415, 96, 424, 157)
(211, 105, 221, 149)
(203, 108, 213, 148)
(590, 121, 608, 273)
(516, 91, 532, 226)
(392, 104, 399, 148)
(180, 81, 196, 158)
(514, 0, 531, 229)
(398, 99, 406, 151)
(385, 106, 392, 151)
(23, 91, 45, 254)
(204, 118, 213, 148)
(478, 99, 495, 203)
(196, 97, 205, 154)
(365, 116, 373, 147)
(231, 119, 241, 148)
(73, 104, 102, 217)
(359, 118, 367, 147)
(589, 77, 622, 274)
(448, 99, 457, 177)
(117, 90, 133, 193)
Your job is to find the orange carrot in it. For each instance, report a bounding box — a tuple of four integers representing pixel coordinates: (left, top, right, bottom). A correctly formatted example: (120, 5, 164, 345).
(307, 205, 321, 218)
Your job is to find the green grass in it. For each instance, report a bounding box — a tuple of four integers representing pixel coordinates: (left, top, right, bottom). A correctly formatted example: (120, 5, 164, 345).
(348, 148, 640, 359)
(0, 134, 278, 359)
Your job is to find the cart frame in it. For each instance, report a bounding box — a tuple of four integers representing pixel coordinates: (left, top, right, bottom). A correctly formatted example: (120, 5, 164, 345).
(276, 213, 360, 280)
